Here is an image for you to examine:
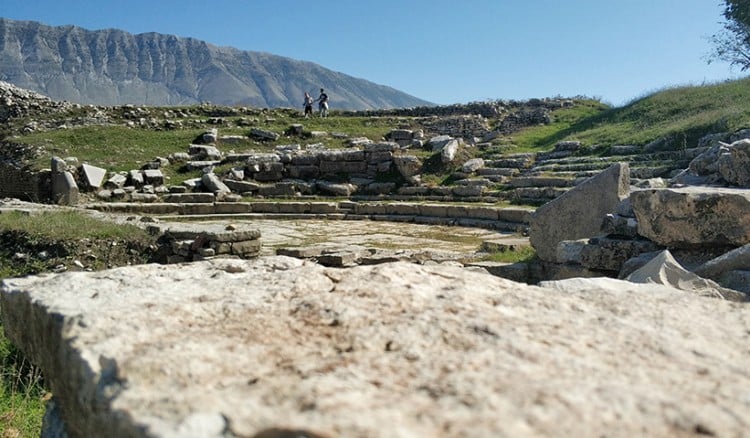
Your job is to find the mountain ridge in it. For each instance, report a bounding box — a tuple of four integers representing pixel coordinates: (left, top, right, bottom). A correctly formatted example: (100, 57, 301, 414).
(0, 17, 433, 110)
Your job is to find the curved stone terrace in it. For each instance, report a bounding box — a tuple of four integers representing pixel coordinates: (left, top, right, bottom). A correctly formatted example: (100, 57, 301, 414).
(84, 199, 533, 233)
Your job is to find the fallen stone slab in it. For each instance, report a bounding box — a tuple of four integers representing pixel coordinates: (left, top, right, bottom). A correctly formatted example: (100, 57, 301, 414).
(201, 173, 230, 195)
(142, 169, 164, 186)
(716, 269, 750, 293)
(693, 242, 750, 280)
(530, 163, 630, 261)
(184, 160, 221, 171)
(80, 163, 107, 189)
(3, 258, 750, 437)
(104, 173, 127, 190)
(188, 144, 222, 160)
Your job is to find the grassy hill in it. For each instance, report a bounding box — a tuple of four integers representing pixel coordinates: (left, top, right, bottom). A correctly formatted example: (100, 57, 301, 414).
(510, 78, 750, 152)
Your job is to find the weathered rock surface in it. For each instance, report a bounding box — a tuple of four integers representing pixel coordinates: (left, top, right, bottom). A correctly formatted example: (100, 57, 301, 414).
(693, 243, 750, 279)
(718, 139, 750, 186)
(529, 163, 630, 261)
(625, 250, 746, 301)
(3, 257, 750, 437)
(79, 163, 107, 189)
(392, 155, 423, 184)
(631, 187, 750, 247)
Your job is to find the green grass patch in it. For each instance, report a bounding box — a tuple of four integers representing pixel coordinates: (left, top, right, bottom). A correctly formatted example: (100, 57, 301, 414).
(507, 79, 750, 152)
(475, 245, 536, 263)
(497, 79, 750, 154)
(0, 328, 47, 438)
(0, 210, 151, 242)
(0, 209, 159, 437)
(21, 126, 204, 172)
(506, 100, 609, 152)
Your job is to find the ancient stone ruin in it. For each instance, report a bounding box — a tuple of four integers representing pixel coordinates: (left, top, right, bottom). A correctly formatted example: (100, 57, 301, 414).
(1, 81, 749, 436)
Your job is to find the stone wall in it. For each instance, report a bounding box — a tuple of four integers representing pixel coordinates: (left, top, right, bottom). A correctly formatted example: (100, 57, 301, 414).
(217, 142, 399, 189)
(419, 115, 492, 139)
(0, 163, 49, 202)
(346, 98, 574, 118)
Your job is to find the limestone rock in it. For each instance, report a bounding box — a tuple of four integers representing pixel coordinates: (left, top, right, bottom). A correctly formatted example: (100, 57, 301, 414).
(142, 169, 164, 186)
(202, 128, 218, 144)
(441, 139, 459, 163)
(188, 144, 222, 161)
(618, 250, 662, 279)
(427, 134, 453, 151)
(461, 158, 485, 173)
(104, 173, 127, 190)
(128, 170, 145, 188)
(3, 258, 749, 437)
(51, 156, 79, 205)
(579, 236, 662, 272)
(392, 155, 422, 184)
(718, 138, 750, 186)
(79, 163, 107, 189)
(693, 243, 750, 280)
(201, 173, 230, 195)
(224, 179, 260, 194)
(688, 142, 726, 176)
(51, 170, 79, 205)
(316, 181, 355, 197)
(625, 250, 746, 301)
(250, 128, 281, 141)
(631, 187, 750, 247)
(555, 239, 588, 264)
(530, 163, 630, 262)
(600, 213, 639, 238)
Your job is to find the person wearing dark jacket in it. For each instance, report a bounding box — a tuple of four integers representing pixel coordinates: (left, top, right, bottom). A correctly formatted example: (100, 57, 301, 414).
(317, 88, 329, 117)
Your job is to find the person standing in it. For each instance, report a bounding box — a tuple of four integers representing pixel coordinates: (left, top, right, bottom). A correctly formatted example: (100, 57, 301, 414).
(303, 92, 314, 118)
(317, 88, 329, 117)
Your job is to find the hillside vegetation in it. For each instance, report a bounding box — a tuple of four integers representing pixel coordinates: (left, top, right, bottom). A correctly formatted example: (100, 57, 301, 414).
(548, 78, 750, 149)
(5, 78, 750, 184)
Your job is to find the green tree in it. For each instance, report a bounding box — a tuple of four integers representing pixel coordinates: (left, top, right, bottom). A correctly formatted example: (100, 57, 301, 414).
(708, 0, 750, 70)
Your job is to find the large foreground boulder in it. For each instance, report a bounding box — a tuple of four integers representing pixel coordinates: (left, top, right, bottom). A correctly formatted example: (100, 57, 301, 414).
(2, 257, 749, 437)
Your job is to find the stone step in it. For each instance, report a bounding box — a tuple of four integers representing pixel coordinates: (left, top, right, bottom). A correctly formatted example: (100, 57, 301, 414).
(484, 156, 535, 169)
(496, 186, 571, 203)
(534, 149, 703, 167)
(477, 167, 520, 177)
(507, 176, 576, 188)
(529, 161, 615, 173)
(529, 159, 690, 175)
(521, 163, 684, 181)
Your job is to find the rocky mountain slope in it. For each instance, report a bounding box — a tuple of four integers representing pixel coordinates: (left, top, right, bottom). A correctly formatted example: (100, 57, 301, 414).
(0, 17, 433, 110)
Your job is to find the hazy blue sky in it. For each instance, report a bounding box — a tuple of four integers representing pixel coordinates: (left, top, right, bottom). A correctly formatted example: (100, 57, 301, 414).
(2, 0, 742, 106)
